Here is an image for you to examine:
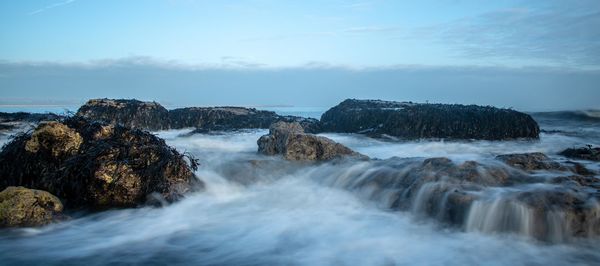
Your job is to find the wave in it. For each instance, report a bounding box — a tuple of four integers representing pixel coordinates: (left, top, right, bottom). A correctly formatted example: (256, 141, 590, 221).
(532, 110, 600, 122)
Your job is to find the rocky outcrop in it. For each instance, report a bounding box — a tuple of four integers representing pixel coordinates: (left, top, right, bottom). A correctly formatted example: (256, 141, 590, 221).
(0, 186, 65, 228)
(258, 121, 364, 161)
(77, 98, 322, 133)
(559, 146, 600, 162)
(76, 98, 170, 131)
(0, 117, 202, 209)
(320, 99, 540, 140)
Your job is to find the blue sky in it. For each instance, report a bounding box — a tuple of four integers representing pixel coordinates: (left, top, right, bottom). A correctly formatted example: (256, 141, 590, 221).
(1, 1, 599, 110)
(2, 0, 599, 68)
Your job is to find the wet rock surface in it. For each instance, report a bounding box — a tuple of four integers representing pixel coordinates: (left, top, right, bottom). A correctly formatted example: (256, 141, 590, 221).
(560, 146, 600, 162)
(258, 121, 364, 161)
(315, 154, 599, 242)
(0, 118, 202, 209)
(320, 99, 540, 140)
(0, 186, 65, 228)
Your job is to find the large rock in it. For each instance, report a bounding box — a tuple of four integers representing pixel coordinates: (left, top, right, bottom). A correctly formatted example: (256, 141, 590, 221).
(0, 186, 65, 228)
(257, 121, 364, 161)
(559, 146, 600, 162)
(77, 98, 170, 131)
(320, 99, 540, 140)
(0, 118, 202, 209)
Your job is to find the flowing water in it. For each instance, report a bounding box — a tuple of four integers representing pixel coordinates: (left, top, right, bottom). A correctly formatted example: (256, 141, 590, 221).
(0, 108, 599, 265)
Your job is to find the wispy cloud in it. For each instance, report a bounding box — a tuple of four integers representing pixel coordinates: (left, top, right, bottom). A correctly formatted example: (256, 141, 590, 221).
(29, 0, 76, 15)
(424, 0, 600, 66)
(343, 26, 402, 34)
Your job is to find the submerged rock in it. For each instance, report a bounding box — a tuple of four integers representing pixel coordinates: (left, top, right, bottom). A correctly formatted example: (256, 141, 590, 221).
(0, 186, 65, 228)
(76, 98, 170, 131)
(257, 121, 364, 161)
(496, 153, 563, 171)
(0, 118, 202, 209)
(320, 99, 540, 140)
(559, 146, 600, 162)
(496, 152, 595, 176)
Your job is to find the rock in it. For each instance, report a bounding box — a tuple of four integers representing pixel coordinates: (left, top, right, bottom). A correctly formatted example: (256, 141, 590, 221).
(559, 146, 600, 162)
(257, 121, 364, 161)
(496, 152, 595, 175)
(320, 99, 539, 140)
(0, 186, 65, 228)
(0, 117, 202, 209)
(76, 98, 170, 131)
(277, 116, 322, 134)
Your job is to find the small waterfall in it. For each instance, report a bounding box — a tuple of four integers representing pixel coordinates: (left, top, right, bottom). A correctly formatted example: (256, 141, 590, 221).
(466, 198, 536, 236)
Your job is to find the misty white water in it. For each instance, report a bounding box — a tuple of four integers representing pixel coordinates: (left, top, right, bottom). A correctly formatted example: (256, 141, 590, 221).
(0, 109, 599, 265)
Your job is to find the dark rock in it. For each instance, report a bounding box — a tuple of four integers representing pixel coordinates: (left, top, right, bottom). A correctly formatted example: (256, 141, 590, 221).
(77, 98, 322, 133)
(0, 112, 63, 133)
(0, 112, 62, 123)
(76, 98, 170, 131)
(0, 186, 65, 228)
(257, 121, 364, 161)
(559, 146, 600, 162)
(0, 118, 202, 210)
(320, 99, 539, 140)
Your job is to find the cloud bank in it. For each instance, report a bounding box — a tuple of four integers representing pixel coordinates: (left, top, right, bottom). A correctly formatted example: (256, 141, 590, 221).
(1, 58, 598, 111)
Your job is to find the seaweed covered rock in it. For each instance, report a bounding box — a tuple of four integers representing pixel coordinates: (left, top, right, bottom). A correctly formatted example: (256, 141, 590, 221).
(77, 98, 170, 131)
(0, 118, 202, 209)
(257, 121, 363, 161)
(320, 99, 540, 140)
(170, 106, 285, 131)
(0, 186, 65, 228)
(559, 146, 600, 162)
(77, 98, 323, 133)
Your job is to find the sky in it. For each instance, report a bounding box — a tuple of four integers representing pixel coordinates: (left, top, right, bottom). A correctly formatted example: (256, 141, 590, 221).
(1, 0, 599, 110)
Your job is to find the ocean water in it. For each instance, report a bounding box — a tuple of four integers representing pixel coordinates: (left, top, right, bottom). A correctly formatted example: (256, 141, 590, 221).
(0, 108, 599, 265)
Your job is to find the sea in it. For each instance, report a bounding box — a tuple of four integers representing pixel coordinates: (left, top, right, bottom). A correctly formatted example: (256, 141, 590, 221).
(0, 106, 599, 266)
